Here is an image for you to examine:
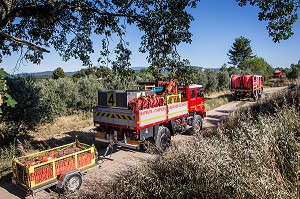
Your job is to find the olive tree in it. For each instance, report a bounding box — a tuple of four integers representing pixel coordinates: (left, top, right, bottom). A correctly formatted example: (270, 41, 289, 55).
(0, 0, 200, 73)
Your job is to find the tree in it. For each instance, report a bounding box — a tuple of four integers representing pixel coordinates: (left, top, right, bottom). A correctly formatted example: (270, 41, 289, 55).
(205, 70, 218, 92)
(2, 76, 47, 134)
(239, 57, 273, 78)
(237, 0, 299, 42)
(52, 67, 65, 79)
(228, 36, 254, 67)
(220, 63, 228, 72)
(286, 61, 300, 80)
(0, 68, 16, 115)
(0, 0, 200, 72)
(217, 71, 230, 91)
(227, 66, 242, 76)
(95, 66, 112, 78)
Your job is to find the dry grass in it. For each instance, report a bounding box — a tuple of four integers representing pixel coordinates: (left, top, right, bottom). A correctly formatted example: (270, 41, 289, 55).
(265, 77, 292, 87)
(71, 86, 300, 199)
(205, 90, 231, 98)
(205, 93, 232, 111)
(29, 113, 93, 141)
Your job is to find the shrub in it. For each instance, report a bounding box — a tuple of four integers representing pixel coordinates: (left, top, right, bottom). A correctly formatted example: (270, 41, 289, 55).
(1, 76, 48, 134)
(217, 71, 230, 91)
(205, 70, 218, 93)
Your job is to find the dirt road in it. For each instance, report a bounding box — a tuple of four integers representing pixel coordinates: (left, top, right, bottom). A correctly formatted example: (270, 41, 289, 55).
(0, 87, 286, 199)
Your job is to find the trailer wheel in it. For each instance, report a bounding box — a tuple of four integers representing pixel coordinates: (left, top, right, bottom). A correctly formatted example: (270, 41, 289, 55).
(191, 115, 203, 135)
(156, 126, 171, 152)
(64, 173, 82, 192)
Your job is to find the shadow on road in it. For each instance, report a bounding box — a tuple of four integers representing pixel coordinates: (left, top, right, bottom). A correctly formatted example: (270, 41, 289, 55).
(0, 173, 27, 199)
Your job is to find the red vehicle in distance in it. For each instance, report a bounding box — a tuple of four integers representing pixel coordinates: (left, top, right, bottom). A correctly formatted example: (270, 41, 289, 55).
(273, 69, 283, 78)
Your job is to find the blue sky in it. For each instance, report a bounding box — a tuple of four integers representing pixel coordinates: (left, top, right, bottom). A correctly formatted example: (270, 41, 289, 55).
(1, 0, 300, 74)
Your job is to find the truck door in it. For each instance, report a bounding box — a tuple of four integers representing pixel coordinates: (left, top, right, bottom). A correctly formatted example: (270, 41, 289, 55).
(196, 86, 205, 114)
(187, 87, 197, 112)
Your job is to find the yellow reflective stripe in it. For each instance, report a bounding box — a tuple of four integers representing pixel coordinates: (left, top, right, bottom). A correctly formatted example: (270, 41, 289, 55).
(168, 109, 187, 116)
(137, 115, 167, 124)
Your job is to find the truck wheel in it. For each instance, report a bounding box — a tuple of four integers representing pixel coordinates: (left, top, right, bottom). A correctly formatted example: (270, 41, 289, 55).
(64, 173, 82, 192)
(155, 126, 171, 152)
(191, 115, 203, 135)
(253, 90, 258, 101)
(258, 89, 262, 99)
(233, 92, 240, 101)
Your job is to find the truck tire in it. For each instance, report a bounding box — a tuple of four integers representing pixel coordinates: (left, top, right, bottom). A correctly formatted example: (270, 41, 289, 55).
(233, 92, 240, 101)
(253, 90, 258, 101)
(191, 114, 203, 135)
(64, 173, 82, 192)
(258, 89, 262, 99)
(155, 126, 171, 152)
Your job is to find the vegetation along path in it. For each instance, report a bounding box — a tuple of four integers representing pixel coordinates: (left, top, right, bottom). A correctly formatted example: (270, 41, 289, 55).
(0, 87, 286, 199)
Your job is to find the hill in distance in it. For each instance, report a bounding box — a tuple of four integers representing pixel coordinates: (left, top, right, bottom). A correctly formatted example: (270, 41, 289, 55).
(16, 71, 76, 77)
(17, 66, 220, 78)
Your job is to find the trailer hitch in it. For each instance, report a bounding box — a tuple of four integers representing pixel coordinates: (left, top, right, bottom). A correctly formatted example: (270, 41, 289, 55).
(99, 143, 114, 161)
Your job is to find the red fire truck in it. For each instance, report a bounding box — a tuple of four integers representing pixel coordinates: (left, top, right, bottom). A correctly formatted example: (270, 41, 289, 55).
(273, 69, 283, 78)
(230, 75, 263, 101)
(93, 81, 206, 152)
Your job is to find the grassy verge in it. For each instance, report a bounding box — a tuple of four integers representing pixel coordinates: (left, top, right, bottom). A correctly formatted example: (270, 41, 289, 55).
(205, 90, 232, 111)
(264, 77, 292, 87)
(75, 86, 300, 199)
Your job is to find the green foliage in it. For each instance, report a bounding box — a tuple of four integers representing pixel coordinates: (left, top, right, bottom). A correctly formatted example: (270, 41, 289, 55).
(167, 59, 200, 85)
(76, 77, 105, 111)
(237, 0, 299, 42)
(228, 36, 254, 66)
(1, 76, 47, 134)
(73, 70, 87, 79)
(194, 71, 208, 88)
(1, 0, 200, 71)
(205, 70, 219, 92)
(217, 70, 230, 91)
(239, 57, 273, 78)
(52, 67, 65, 79)
(73, 66, 112, 79)
(135, 68, 155, 82)
(0, 68, 16, 114)
(227, 66, 242, 76)
(286, 60, 300, 80)
(95, 66, 113, 79)
(103, 74, 135, 90)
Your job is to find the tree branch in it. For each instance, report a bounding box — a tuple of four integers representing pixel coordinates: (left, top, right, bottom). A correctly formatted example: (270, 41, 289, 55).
(0, 30, 50, 53)
(12, 2, 146, 24)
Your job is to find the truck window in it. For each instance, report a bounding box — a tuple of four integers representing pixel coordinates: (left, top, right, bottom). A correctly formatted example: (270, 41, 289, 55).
(179, 90, 186, 98)
(197, 87, 204, 97)
(190, 90, 195, 99)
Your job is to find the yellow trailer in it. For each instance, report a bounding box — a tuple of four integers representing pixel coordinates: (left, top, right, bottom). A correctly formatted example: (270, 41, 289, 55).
(12, 141, 97, 195)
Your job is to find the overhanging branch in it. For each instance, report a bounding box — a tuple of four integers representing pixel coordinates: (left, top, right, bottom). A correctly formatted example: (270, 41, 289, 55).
(13, 2, 146, 24)
(0, 30, 50, 53)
